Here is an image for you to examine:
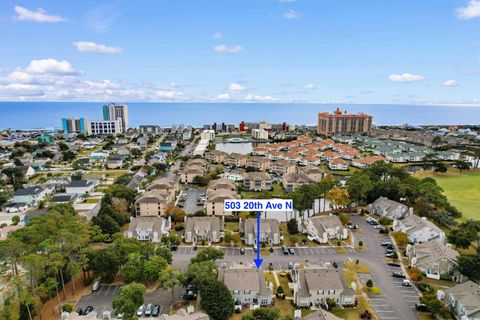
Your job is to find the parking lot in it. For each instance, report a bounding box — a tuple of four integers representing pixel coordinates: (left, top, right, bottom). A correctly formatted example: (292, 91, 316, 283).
(177, 187, 205, 213)
(76, 284, 121, 317)
(173, 246, 354, 257)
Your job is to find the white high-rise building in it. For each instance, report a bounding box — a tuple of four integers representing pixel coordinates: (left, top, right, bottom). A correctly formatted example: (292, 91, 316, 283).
(200, 129, 215, 141)
(103, 103, 129, 132)
(87, 119, 123, 135)
(252, 128, 269, 140)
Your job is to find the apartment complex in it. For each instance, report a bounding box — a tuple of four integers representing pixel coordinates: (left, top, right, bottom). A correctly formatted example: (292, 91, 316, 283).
(317, 108, 372, 135)
(87, 119, 123, 135)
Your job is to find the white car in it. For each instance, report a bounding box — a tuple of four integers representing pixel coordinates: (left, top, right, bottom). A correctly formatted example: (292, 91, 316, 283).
(373, 224, 384, 229)
(145, 304, 153, 316)
(136, 305, 145, 317)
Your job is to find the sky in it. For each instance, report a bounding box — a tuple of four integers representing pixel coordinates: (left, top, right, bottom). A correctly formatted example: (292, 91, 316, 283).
(0, 0, 480, 105)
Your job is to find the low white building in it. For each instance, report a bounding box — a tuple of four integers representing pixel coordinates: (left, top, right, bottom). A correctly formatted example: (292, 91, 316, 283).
(393, 215, 445, 244)
(65, 180, 97, 195)
(302, 215, 348, 244)
(125, 216, 171, 242)
(200, 130, 215, 141)
(252, 128, 269, 140)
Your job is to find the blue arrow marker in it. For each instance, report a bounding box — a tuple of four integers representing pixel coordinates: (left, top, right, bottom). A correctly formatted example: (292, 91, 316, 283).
(253, 210, 263, 268)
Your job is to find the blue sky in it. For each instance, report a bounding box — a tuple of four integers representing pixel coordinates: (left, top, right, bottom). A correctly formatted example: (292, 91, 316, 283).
(1, 0, 480, 104)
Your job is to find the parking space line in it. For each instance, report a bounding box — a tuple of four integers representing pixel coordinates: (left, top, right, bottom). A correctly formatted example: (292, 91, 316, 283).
(112, 285, 119, 295)
(104, 285, 111, 296)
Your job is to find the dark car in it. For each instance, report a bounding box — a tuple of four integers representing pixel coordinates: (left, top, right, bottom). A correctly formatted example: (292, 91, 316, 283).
(152, 305, 160, 317)
(282, 246, 289, 255)
(76, 308, 83, 316)
(240, 247, 245, 255)
(387, 261, 401, 267)
(84, 306, 94, 315)
(392, 271, 406, 278)
(415, 303, 429, 312)
(184, 285, 197, 300)
(170, 244, 178, 251)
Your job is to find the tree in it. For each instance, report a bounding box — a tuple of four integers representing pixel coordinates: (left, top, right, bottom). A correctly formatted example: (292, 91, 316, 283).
(61, 150, 76, 162)
(89, 248, 120, 283)
(158, 267, 184, 301)
(144, 256, 168, 282)
(326, 187, 350, 209)
(113, 283, 146, 319)
(191, 247, 224, 264)
(455, 160, 471, 171)
(448, 220, 480, 249)
(192, 175, 208, 186)
(287, 219, 298, 234)
(224, 232, 233, 244)
(456, 254, 480, 281)
(130, 148, 142, 158)
(420, 293, 452, 318)
(123, 253, 145, 283)
(242, 308, 280, 320)
(326, 297, 337, 310)
(346, 172, 373, 205)
(200, 280, 234, 320)
(339, 213, 350, 225)
(433, 162, 448, 174)
(11, 215, 20, 225)
(2, 167, 25, 186)
(432, 136, 442, 147)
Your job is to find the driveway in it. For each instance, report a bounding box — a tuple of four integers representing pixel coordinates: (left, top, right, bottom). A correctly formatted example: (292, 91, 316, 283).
(177, 186, 205, 213)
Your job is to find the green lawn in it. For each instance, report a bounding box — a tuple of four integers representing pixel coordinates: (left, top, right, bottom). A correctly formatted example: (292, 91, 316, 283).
(420, 170, 480, 221)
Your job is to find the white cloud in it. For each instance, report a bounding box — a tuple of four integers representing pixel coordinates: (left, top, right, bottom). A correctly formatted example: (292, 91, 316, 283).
(213, 32, 223, 39)
(304, 83, 316, 90)
(212, 93, 231, 101)
(228, 83, 247, 92)
(0, 58, 193, 102)
(245, 94, 277, 102)
(456, 0, 480, 20)
(25, 59, 78, 75)
(389, 73, 425, 83)
(284, 9, 301, 19)
(14, 6, 66, 23)
(213, 44, 243, 53)
(443, 79, 459, 87)
(73, 41, 123, 54)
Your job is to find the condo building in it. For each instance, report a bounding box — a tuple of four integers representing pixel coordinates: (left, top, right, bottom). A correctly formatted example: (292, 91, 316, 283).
(87, 119, 123, 135)
(103, 103, 129, 132)
(61, 118, 88, 133)
(317, 108, 372, 136)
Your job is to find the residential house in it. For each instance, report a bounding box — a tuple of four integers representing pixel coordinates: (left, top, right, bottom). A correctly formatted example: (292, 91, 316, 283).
(291, 264, 356, 307)
(183, 216, 224, 244)
(406, 241, 459, 278)
(302, 215, 348, 244)
(135, 189, 169, 216)
(225, 153, 247, 167)
(246, 156, 271, 171)
(241, 218, 281, 246)
(106, 155, 127, 169)
(18, 166, 36, 179)
(271, 159, 297, 175)
(125, 216, 171, 242)
(65, 180, 97, 195)
(218, 265, 273, 307)
(181, 159, 208, 183)
(301, 156, 322, 166)
(243, 172, 272, 191)
(328, 158, 348, 171)
(298, 165, 325, 183)
(50, 193, 81, 204)
(393, 215, 445, 244)
(209, 178, 237, 192)
(146, 177, 177, 202)
(351, 156, 386, 168)
(205, 150, 227, 164)
(282, 172, 315, 192)
(367, 197, 413, 220)
(439, 281, 480, 320)
(2, 203, 29, 213)
(301, 310, 342, 320)
(206, 189, 240, 216)
(12, 185, 47, 205)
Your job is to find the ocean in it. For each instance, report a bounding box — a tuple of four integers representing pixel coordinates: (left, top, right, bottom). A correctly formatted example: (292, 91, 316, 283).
(0, 102, 479, 130)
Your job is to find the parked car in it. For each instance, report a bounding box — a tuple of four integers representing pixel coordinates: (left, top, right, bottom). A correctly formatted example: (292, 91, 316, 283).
(152, 305, 160, 317)
(415, 303, 429, 312)
(240, 247, 245, 255)
(387, 261, 401, 267)
(347, 224, 358, 229)
(288, 248, 295, 254)
(287, 262, 294, 270)
(282, 246, 289, 255)
(402, 279, 411, 287)
(84, 306, 94, 315)
(92, 281, 100, 291)
(373, 224, 384, 229)
(386, 252, 398, 258)
(116, 313, 124, 319)
(145, 304, 153, 316)
(381, 241, 392, 247)
(170, 244, 178, 251)
(392, 271, 406, 278)
(136, 305, 145, 317)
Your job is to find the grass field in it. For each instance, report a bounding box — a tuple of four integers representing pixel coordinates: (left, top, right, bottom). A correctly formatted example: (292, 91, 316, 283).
(417, 169, 480, 221)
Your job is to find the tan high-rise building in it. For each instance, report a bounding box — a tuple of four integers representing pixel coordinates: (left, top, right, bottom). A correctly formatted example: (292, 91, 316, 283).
(317, 108, 372, 135)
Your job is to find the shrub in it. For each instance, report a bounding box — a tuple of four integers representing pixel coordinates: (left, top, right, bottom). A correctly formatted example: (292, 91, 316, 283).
(366, 279, 373, 288)
(358, 241, 363, 247)
(62, 304, 73, 312)
(287, 219, 298, 234)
